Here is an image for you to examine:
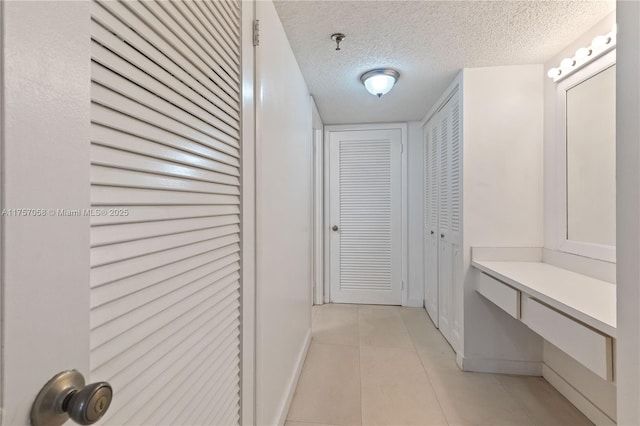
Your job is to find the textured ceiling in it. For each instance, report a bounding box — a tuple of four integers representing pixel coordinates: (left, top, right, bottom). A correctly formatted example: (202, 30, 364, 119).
(273, 0, 615, 124)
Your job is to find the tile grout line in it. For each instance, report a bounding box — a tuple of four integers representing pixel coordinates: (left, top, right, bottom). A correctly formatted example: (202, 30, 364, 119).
(400, 308, 452, 426)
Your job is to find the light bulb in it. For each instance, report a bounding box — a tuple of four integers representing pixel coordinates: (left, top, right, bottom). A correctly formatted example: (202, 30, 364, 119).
(592, 35, 611, 48)
(575, 47, 592, 59)
(547, 68, 561, 78)
(560, 58, 576, 68)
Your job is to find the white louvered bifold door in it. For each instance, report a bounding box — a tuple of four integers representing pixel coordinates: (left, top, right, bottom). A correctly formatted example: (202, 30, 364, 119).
(424, 121, 439, 326)
(448, 88, 463, 350)
(436, 87, 461, 348)
(329, 129, 402, 305)
(90, 1, 242, 425)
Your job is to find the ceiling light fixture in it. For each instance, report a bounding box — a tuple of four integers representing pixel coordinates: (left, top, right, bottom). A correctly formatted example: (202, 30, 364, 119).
(547, 25, 617, 83)
(360, 69, 400, 98)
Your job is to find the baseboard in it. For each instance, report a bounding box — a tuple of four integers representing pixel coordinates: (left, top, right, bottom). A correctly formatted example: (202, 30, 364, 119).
(276, 328, 312, 426)
(407, 297, 423, 308)
(461, 356, 543, 376)
(543, 364, 616, 426)
(456, 352, 464, 369)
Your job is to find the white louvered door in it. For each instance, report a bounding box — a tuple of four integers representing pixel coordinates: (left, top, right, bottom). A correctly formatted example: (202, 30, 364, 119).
(90, 1, 242, 425)
(424, 120, 439, 326)
(437, 104, 453, 343)
(329, 129, 403, 305)
(436, 88, 462, 348)
(448, 90, 463, 349)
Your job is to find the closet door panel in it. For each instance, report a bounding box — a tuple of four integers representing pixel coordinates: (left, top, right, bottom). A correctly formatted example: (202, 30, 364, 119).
(90, 1, 242, 424)
(437, 87, 461, 349)
(437, 106, 453, 343)
(424, 121, 439, 326)
(449, 90, 463, 348)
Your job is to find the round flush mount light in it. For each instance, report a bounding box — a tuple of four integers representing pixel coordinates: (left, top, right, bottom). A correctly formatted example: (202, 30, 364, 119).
(360, 69, 400, 98)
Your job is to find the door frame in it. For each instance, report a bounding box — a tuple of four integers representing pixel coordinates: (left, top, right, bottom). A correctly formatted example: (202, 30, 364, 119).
(312, 127, 324, 305)
(323, 123, 408, 306)
(240, 1, 257, 424)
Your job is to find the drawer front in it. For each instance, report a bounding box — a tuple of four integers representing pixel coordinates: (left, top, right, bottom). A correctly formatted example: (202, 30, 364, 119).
(476, 272, 520, 319)
(521, 297, 613, 381)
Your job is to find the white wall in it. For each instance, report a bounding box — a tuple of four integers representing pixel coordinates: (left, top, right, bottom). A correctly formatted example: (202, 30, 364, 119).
(255, 1, 314, 424)
(312, 97, 323, 130)
(407, 121, 425, 307)
(311, 97, 324, 305)
(541, 13, 618, 424)
(616, 1, 640, 424)
(462, 65, 545, 373)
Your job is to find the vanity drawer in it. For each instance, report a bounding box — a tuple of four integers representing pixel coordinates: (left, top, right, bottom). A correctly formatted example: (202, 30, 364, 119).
(521, 296, 613, 381)
(476, 272, 520, 319)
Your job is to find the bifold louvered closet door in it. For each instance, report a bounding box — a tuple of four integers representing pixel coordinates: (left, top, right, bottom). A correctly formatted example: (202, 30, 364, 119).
(424, 121, 439, 326)
(423, 85, 462, 348)
(90, 1, 242, 424)
(329, 129, 402, 305)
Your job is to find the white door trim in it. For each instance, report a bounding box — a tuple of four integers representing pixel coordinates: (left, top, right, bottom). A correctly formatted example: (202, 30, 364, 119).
(324, 123, 408, 306)
(241, 1, 256, 424)
(313, 127, 324, 305)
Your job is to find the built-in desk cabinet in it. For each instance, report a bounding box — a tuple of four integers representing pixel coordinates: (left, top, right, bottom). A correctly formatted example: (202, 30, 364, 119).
(476, 272, 520, 319)
(472, 260, 616, 382)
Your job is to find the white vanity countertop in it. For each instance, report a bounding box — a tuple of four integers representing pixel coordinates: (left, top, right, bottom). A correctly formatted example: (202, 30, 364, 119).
(471, 260, 617, 338)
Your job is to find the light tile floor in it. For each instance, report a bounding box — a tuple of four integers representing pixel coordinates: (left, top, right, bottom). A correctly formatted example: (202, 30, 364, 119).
(286, 304, 593, 426)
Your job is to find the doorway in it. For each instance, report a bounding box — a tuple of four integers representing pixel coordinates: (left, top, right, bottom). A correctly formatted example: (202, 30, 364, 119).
(325, 124, 408, 305)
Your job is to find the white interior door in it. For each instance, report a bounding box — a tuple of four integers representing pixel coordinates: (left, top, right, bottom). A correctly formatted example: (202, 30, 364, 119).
(436, 90, 462, 347)
(1, 4, 91, 424)
(329, 129, 403, 305)
(2, 1, 247, 424)
(448, 91, 463, 350)
(437, 103, 453, 343)
(424, 121, 439, 326)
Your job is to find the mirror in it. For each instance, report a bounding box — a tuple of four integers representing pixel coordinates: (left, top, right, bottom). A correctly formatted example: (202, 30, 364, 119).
(558, 51, 616, 261)
(566, 65, 616, 246)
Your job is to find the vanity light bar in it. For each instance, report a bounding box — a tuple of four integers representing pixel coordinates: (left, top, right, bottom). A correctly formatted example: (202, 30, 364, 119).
(547, 24, 617, 83)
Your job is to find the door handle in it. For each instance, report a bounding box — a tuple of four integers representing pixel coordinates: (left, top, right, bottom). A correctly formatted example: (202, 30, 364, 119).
(430, 230, 434, 235)
(440, 233, 445, 238)
(31, 370, 112, 426)
(332, 225, 339, 231)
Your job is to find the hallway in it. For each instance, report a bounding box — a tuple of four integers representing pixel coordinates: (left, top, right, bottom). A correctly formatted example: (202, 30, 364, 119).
(286, 305, 592, 426)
